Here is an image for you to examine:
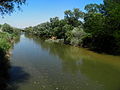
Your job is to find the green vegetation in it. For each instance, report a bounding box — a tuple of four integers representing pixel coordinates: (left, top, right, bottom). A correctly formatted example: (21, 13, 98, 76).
(25, 0, 120, 55)
(0, 24, 21, 58)
(25, 8, 85, 46)
(1, 23, 21, 35)
(83, 0, 120, 54)
(0, 0, 25, 58)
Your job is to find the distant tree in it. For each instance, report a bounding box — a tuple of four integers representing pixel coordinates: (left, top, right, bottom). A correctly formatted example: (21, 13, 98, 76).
(2, 23, 14, 33)
(0, 0, 26, 15)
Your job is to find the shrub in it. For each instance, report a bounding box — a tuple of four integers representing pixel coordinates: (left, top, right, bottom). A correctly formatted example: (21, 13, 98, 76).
(66, 26, 87, 46)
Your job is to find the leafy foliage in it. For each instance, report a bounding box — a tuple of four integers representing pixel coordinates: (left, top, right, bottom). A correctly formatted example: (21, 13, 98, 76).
(25, 8, 85, 45)
(83, 0, 120, 54)
(0, 24, 21, 57)
(70, 27, 87, 46)
(25, 1, 120, 55)
(1, 23, 20, 35)
(0, 32, 12, 56)
(0, 0, 26, 15)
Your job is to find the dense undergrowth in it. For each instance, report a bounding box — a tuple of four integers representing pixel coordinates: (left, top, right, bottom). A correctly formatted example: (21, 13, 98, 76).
(0, 23, 21, 58)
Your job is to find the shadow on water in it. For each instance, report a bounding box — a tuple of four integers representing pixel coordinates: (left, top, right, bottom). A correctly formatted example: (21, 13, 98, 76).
(0, 56, 10, 90)
(0, 57, 30, 90)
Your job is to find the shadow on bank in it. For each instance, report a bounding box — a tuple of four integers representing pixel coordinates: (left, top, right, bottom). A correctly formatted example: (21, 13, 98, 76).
(0, 56, 30, 90)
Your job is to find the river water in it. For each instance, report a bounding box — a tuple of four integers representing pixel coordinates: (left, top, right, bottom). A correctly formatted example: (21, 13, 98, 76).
(6, 34, 120, 90)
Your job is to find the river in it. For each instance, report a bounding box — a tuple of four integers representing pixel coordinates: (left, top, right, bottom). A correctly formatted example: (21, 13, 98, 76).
(2, 34, 120, 90)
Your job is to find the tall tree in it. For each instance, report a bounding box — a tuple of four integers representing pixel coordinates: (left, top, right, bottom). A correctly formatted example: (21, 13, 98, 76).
(64, 8, 84, 27)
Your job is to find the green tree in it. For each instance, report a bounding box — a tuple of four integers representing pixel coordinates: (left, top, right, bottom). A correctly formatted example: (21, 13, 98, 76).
(83, 1, 120, 54)
(64, 8, 84, 27)
(104, 0, 120, 54)
(2, 23, 14, 34)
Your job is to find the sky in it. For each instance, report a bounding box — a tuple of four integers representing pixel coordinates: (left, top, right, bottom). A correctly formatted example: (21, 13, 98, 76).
(0, 0, 103, 28)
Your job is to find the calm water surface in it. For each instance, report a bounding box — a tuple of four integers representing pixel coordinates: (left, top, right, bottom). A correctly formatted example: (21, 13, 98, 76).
(7, 34, 120, 90)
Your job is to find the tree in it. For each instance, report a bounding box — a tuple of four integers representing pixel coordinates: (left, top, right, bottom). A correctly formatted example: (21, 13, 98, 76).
(2, 23, 14, 33)
(84, 4, 101, 14)
(0, 0, 26, 15)
(50, 17, 60, 29)
(103, 0, 120, 54)
(83, 1, 120, 54)
(64, 8, 84, 27)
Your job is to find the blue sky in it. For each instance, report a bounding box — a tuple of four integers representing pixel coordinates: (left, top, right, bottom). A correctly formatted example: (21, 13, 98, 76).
(0, 0, 103, 28)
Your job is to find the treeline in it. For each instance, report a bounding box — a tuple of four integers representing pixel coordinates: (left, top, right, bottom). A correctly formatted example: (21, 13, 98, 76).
(0, 23, 21, 59)
(25, 0, 120, 55)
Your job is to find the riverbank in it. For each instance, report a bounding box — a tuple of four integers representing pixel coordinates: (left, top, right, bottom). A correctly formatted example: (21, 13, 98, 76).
(0, 32, 19, 59)
(0, 23, 21, 59)
(24, 33, 119, 55)
(0, 31, 20, 90)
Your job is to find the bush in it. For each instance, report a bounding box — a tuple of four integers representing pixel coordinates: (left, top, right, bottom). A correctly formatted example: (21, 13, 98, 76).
(0, 32, 13, 57)
(65, 26, 87, 46)
(0, 38, 11, 54)
(1, 23, 20, 35)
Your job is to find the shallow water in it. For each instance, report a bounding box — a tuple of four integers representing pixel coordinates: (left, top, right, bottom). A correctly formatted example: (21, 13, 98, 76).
(5, 34, 120, 90)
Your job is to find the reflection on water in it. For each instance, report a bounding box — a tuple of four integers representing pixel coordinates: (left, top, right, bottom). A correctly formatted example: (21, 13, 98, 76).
(9, 34, 120, 90)
(31, 35, 120, 90)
